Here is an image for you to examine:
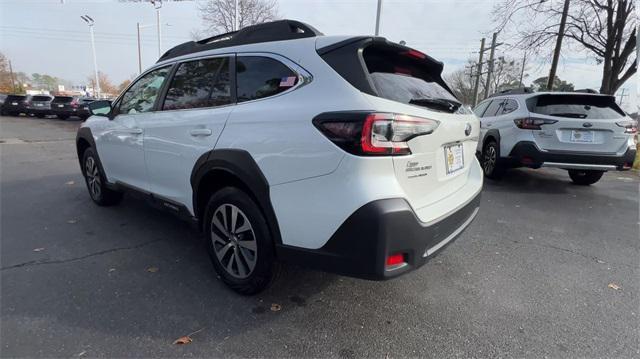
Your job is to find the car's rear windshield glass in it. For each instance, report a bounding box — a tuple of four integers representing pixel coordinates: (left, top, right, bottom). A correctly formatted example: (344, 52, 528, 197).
(363, 45, 459, 112)
(529, 94, 625, 119)
(7, 95, 26, 101)
(32, 96, 51, 101)
(52, 97, 73, 103)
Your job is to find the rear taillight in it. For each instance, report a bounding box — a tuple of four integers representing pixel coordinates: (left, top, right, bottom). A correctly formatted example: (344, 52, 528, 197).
(616, 120, 637, 134)
(313, 112, 439, 156)
(385, 253, 407, 270)
(513, 117, 558, 130)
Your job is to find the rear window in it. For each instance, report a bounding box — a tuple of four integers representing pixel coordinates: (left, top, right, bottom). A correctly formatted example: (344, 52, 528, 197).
(528, 94, 624, 119)
(52, 96, 73, 103)
(362, 44, 460, 112)
(32, 96, 51, 101)
(7, 95, 26, 101)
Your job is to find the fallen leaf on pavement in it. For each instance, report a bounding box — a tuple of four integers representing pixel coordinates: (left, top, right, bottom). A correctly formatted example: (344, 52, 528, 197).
(172, 336, 192, 345)
(270, 303, 282, 312)
(147, 267, 159, 273)
(67, 219, 77, 224)
(66, 181, 75, 185)
(108, 268, 116, 272)
(608, 283, 621, 290)
(33, 248, 45, 252)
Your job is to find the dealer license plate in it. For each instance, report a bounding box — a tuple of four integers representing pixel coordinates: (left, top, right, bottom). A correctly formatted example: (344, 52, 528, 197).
(444, 143, 465, 175)
(570, 130, 594, 143)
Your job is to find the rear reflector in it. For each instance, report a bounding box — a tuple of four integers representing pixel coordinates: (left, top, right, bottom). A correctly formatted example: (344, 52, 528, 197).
(313, 112, 439, 156)
(386, 253, 405, 267)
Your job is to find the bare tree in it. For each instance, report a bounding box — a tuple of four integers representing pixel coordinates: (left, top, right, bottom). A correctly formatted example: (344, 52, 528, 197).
(87, 72, 118, 97)
(198, 0, 278, 36)
(445, 67, 476, 105)
(493, 0, 636, 94)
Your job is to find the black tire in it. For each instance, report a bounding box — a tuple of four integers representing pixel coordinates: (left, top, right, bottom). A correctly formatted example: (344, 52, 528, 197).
(58, 115, 69, 120)
(204, 187, 279, 295)
(481, 140, 505, 180)
(36, 114, 45, 118)
(82, 148, 123, 206)
(568, 169, 604, 185)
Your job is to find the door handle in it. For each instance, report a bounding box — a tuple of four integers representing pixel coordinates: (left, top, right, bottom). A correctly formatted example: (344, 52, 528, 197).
(190, 129, 213, 137)
(126, 128, 143, 135)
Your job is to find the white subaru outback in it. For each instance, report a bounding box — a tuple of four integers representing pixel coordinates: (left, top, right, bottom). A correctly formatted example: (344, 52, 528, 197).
(77, 20, 483, 294)
(475, 89, 637, 185)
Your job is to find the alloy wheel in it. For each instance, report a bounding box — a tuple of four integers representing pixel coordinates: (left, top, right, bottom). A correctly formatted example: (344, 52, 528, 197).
(85, 156, 101, 200)
(210, 204, 257, 279)
(483, 145, 497, 174)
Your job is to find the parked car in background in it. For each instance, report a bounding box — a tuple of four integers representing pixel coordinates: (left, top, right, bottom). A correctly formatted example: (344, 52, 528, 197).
(475, 89, 637, 185)
(76, 20, 482, 294)
(0, 94, 7, 109)
(26, 95, 54, 118)
(1, 95, 31, 116)
(51, 96, 94, 120)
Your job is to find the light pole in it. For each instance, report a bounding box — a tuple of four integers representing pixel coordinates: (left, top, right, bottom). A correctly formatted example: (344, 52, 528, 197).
(374, 0, 382, 36)
(234, 0, 239, 31)
(81, 15, 100, 98)
(150, 0, 163, 57)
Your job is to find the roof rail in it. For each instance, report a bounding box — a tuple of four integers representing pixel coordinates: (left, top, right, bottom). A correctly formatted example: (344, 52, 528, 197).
(488, 87, 535, 98)
(157, 19, 323, 63)
(574, 88, 599, 94)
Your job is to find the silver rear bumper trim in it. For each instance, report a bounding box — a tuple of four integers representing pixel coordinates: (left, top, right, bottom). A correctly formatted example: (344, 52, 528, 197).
(541, 162, 616, 170)
(424, 207, 479, 257)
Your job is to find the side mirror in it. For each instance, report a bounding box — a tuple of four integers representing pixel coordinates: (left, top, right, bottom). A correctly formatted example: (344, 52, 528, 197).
(88, 100, 113, 117)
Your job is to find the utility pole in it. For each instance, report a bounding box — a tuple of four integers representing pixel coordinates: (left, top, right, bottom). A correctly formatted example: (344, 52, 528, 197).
(519, 52, 527, 87)
(8, 59, 16, 93)
(547, 0, 570, 91)
(81, 15, 100, 98)
(137, 22, 142, 74)
(483, 32, 498, 99)
(374, 0, 383, 36)
(472, 38, 485, 107)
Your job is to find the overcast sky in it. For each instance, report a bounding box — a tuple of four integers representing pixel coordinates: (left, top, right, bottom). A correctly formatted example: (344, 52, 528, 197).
(0, 0, 636, 111)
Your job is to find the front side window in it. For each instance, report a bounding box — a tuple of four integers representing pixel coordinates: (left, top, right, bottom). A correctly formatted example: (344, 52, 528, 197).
(119, 66, 171, 114)
(236, 56, 298, 103)
(163, 57, 231, 110)
(473, 100, 491, 117)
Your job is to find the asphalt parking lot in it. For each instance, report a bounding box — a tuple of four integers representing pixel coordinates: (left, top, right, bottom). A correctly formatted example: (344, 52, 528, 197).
(1, 115, 638, 358)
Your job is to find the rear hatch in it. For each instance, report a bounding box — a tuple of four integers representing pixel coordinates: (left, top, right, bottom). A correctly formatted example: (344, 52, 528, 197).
(318, 38, 479, 213)
(30, 95, 53, 110)
(5, 95, 27, 108)
(527, 94, 629, 154)
(51, 96, 75, 110)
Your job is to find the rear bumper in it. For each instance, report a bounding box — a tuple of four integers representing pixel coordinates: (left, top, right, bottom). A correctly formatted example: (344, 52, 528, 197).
(507, 141, 636, 171)
(50, 108, 89, 117)
(27, 107, 51, 114)
(276, 190, 481, 280)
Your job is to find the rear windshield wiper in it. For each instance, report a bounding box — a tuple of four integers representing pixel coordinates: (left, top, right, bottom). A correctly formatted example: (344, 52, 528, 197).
(548, 112, 588, 119)
(409, 97, 461, 113)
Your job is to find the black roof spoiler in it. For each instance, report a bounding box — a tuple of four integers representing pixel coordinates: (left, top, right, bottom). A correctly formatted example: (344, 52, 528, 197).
(488, 87, 535, 98)
(157, 19, 323, 63)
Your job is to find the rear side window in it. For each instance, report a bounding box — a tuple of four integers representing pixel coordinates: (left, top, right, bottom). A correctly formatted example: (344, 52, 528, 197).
(483, 100, 505, 117)
(163, 57, 231, 110)
(529, 94, 625, 119)
(501, 99, 518, 115)
(236, 56, 298, 103)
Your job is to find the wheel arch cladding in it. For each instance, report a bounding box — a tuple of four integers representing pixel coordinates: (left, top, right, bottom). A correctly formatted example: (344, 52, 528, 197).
(76, 127, 96, 174)
(483, 129, 501, 149)
(191, 149, 283, 245)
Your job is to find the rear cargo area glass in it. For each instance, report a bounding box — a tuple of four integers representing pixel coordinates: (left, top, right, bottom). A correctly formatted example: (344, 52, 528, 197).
(528, 94, 625, 119)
